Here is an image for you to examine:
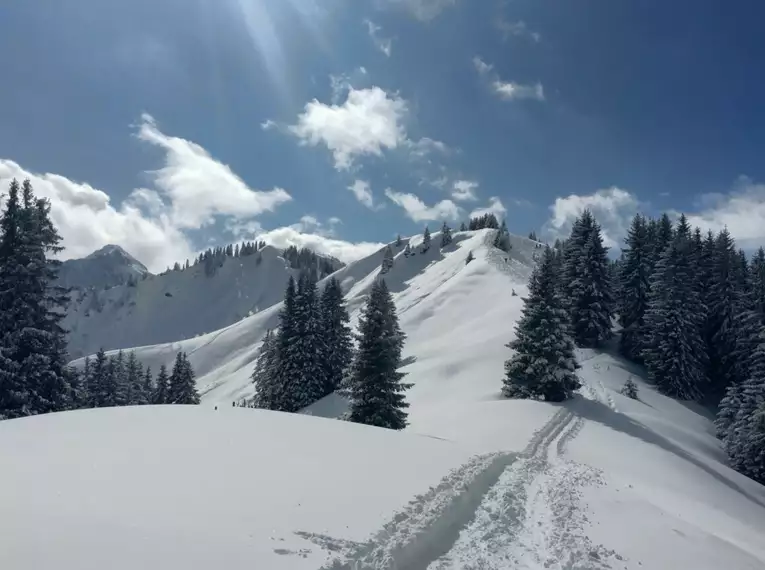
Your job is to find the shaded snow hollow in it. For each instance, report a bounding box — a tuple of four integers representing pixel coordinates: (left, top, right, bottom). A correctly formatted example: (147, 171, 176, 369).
(2, 229, 763, 569)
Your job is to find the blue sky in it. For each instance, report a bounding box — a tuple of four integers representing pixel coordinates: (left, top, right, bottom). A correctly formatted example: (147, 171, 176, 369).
(1, 0, 764, 270)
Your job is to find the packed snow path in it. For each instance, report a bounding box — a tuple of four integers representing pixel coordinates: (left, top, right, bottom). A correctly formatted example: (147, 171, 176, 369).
(305, 391, 622, 570)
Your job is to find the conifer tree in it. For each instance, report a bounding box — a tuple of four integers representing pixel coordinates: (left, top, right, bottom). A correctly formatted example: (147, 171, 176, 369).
(380, 246, 395, 274)
(395, 234, 402, 247)
(750, 247, 765, 323)
(320, 278, 352, 394)
(440, 222, 452, 247)
(88, 348, 110, 407)
(273, 277, 299, 411)
(251, 330, 280, 409)
(168, 352, 199, 404)
(153, 364, 170, 404)
(347, 280, 411, 429)
(618, 214, 652, 361)
(403, 243, 412, 257)
(465, 250, 474, 264)
(109, 351, 129, 407)
(621, 376, 639, 400)
(142, 367, 154, 403)
(642, 232, 707, 400)
(503, 247, 580, 401)
(563, 211, 613, 347)
(460, 222, 467, 232)
(421, 227, 431, 253)
(125, 351, 146, 405)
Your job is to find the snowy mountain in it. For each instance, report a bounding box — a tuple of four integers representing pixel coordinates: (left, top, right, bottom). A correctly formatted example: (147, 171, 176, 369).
(2, 229, 764, 569)
(63, 244, 344, 360)
(57, 244, 149, 291)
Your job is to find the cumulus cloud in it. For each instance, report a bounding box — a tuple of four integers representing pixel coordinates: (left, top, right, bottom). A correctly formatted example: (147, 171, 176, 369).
(682, 178, 765, 248)
(385, 188, 460, 222)
(473, 56, 493, 75)
(364, 19, 392, 56)
(545, 187, 639, 248)
(257, 226, 383, 263)
(288, 86, 408, 170)
(384, 0, 457, 21)
(348, 179, 380, 210)
(0, 159, 194, 272)
(470, 196, 507, 219)
(137, 114, 291, 228)
(451, 180, 479, 202)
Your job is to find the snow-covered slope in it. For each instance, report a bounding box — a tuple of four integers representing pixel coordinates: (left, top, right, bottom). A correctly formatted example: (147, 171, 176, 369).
(21, 228, 762, 569)
(58, 244, 149, 291)
(63, 245, 341, 360)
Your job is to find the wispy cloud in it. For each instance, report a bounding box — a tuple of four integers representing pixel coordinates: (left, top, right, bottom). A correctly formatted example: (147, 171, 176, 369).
(451, 180, 479, 202)
(470, 196, 507, 219)
(257, 225, 383, 263)
(348, 179, 381, 210)
(383, 0, 457, 21)
(474, 56, 545, 102)
(364, 19, 393, 57)
(496, 19, 541, 43)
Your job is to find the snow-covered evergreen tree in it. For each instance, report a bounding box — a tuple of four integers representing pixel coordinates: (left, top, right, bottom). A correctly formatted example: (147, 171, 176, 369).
(563, 211, 613, 347)
(125, 351, 146, 405)
(421, 227, 431, 253)
(320, 278, 352, 394)
(750, 247, 765, 323)
(273, 277, 299, 411)
(153, 364, 169, 404)
(642, 233, 707, 400)
(395, 234, 402, 247)
(621, 376, 639, 399)
(460, 222, 467, 232)
(440, 222, 452, 247)
(380, 246, 395, 274)
(503, 247, 581, 402)
(618, 213, 652, 361)
(347, 279, 411, 430)
(465, 250, 474, 264)
(0, 179, 71, 419)
(250, 330, 280, 409)
(168, 352, 199, 405)
(142, 367, 154, 403)
(403, 243, 412, 257)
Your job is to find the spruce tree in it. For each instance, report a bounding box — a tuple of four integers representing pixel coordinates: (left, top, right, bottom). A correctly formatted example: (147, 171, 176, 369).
(621, 376, 639, 400)
(320, 278, 352, 394)
(421, 227, 431, 253)
(251, 330, 280, 409)
(465, 250, 474, 264)
(750, 247, 765, 323)
(273, 277, 299, 411)
(380, 246, 395, 275)
(503, 247, 580, 401)
(109, 351, 129, 407)
(642, 232, 707, 400)
(563, 211, 613, 347)
(460, 222, 467, 232)
(168, 352, 199, 404)
(153, 364, 170, 404)
(347, 279, 411, 429)
(142, 367, 154, 403)
(125, 351, 146, 405)
(440, 222, 452, 248)
(403, 243, 412, 257)
(89, 348, 110, 407)
(618, 214, 652, 361)
(0, 179, 71, 418)
(395, 234, 402, 247)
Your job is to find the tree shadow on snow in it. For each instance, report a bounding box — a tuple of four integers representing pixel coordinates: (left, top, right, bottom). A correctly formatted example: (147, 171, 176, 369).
(564, 395, 765, 509)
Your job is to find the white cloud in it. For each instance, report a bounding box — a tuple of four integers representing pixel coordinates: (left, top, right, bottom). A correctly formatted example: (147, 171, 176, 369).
(451, 180, 479, 202)
(257, 226, 383, 263)
(137, 114, 292, 228)
(683, 178, 765, 248)
(364, 19, 392, 57)
(473, 57, 545, 102)
(496, 19, 541, 43)
(407, 137, 450, 158)
(492, 80, 545, 101)
(348, 179, 379, 210)
(385, 188, 460, 222)
(473, 56, 493, 75)
(470, 196, 507, 219)
(260, 119, 277, 130)
(291, 214, 341, 237)
(0, 159, 194, 273)
(384, 0, 457, 21)
(288, 86, 408, 170)
(545, 187, 639, 248)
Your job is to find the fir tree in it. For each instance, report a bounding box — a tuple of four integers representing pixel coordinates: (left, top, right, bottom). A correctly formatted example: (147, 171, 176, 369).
(273, 277, 299, 411)
(142, 367, 154, 403)
(403, 243, 412, 257)
(347, 280, 411, 429)
(621, 376, 639, 400)
(750, 247, 765, 323)
(168, 352, 199, 404)
(528, 231, 538, 241)
(109, 351, 129, 407)
(618, 214, 652, 361)
(320, 278, 352, 394)
(250, 330, 280, 409)
(88, 348, 110, 407)
(460, 222, 467, 232)
(380, 246, 395, 275)
(125, 351, 146, 405)
(153, 364, 169, 404)
(503, 247, 580, 402)
(421, 227, 431, 253)
(563, 211, 613, 347)
(465, 250, 474, 264)
(395, 234, 402, 247)
(642, 233, 707, 400)
(440, 222, 452, 248)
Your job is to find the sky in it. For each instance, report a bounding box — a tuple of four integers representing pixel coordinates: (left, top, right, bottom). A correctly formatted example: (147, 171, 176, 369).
(1, 0, 765, 271)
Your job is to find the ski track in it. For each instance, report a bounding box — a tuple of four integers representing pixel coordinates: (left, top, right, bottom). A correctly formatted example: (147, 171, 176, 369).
(304, 397, 621, 570)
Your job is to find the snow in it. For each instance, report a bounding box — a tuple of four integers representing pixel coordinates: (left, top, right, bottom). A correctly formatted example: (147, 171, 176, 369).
(4, 229, 763, 569)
